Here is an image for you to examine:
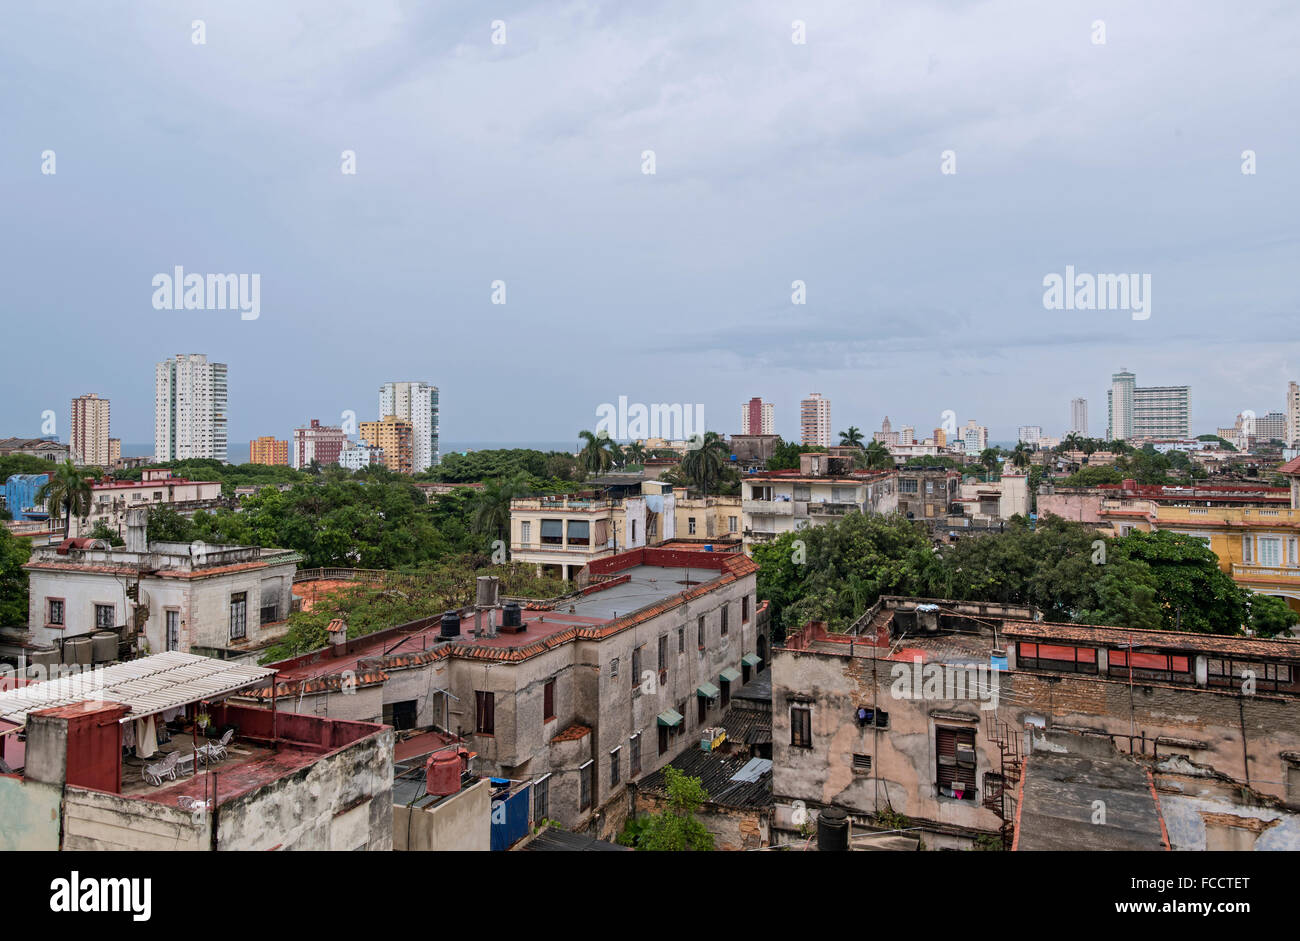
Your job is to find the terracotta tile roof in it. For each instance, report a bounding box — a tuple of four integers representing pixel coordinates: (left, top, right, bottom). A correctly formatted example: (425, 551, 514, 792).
(1277, 457, 1300, 476)
(241, 670, 390, 699)
(551, 723, 591, 743)
(1003, 620, 1300, 659)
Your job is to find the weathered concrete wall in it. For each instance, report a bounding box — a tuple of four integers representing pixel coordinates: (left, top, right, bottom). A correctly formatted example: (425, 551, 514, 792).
(1155, 761, 1300, 851)
(0, 775, 61, 851)
(62, 786, 209, 850)
(394, 778, 490, 851)
(214, 728, 394, 850)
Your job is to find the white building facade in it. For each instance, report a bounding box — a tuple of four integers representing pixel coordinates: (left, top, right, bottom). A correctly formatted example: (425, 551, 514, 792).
(379, 381, 440, 472)
(154, 354, 228, 462)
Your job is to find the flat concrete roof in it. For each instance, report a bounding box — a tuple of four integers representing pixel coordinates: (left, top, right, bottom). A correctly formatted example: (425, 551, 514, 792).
(1016, 752, 1167, 851)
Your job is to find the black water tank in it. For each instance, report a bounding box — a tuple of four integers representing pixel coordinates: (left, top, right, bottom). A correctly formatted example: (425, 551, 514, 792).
(440, 610, 461, 638)
(817, 807, 849, 852)
(503, 602, 522, 629)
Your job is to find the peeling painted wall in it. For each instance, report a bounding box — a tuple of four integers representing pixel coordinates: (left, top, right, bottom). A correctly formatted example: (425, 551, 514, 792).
(0, 775, 61, 851)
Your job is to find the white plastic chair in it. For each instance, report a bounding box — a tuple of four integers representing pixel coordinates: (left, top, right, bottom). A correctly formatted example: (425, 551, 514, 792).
(143, 751, 180, 787)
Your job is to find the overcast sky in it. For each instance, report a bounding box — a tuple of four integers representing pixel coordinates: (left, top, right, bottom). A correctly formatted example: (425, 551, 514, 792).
(2, 0, 1298, 449)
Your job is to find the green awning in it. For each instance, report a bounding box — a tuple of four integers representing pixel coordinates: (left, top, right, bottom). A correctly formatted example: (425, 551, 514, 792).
(696, 682, 720, 699)
(741, 654, 761, 667)
(656, 709, 684, 727)
(719, 667, 742, 684)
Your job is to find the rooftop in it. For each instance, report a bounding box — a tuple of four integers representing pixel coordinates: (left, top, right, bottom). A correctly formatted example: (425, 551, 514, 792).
(638, 746, 773, 809)
(269, 550, 758, 680)
(1015, 751, 1167, 851)
(0, 652, 275, 726)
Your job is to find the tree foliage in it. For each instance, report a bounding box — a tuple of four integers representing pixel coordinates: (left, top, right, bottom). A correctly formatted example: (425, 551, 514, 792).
(0, 527, 30, 627)
(632, 766, 715, 852)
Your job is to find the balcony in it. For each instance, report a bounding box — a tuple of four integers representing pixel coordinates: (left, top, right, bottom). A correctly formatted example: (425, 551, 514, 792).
(743, 499, 793, 516)
(807, 502, 858, 516)
(1232, 563, 1300, 581)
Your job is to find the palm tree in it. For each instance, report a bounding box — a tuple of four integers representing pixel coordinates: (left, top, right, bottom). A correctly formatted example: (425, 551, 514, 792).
(861, 440, 894, 470)
(577, 430, 614, 478)
(471, 473, 531, 547)
(838, 426, 865, 449)
(625, 442, 647, 466)
(1011, 442, 1031, 469)
(978, 448, 1001, 474)
(680, 431, 729, 496)
(37, 460, 93, 539)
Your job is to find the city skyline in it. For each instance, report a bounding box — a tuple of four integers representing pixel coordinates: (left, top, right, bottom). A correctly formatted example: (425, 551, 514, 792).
(2, 3, 1297, 453)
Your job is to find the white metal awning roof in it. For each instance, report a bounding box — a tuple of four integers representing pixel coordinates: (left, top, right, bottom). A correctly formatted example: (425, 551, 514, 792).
(0, 651, 277, 726)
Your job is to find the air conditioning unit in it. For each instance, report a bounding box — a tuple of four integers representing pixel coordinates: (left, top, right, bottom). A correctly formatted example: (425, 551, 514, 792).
(955, 743, 976, 767)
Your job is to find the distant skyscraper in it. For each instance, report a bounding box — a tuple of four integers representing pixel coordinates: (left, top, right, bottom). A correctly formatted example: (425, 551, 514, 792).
(70, 393, 111, 466)
(154, 354, 228, 462)
(361, 416, 414, 475)
(1107, 369, 1190, 441)
(1288, 382, 1300, 446)
(740, 397, 774, 435)
(1070, 397, 1089, 438)
(800, 393, 831, 447)
(250, 436, 289, 466)
(291, 420, 347, 469)
(379, 381, 439, 471)
(962, 420, 988, 455)
(1018, 426, 1043, 445)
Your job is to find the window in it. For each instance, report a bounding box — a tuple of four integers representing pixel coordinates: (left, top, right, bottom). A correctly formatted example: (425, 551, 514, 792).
(383, 700, 417, 731)
(1259, 537, 1282, 568)
(152, 492, 162, 501)
(1290, 538, 1299, 567)
(698, 694, 708, 724)
(793, 485, 811, 501)
(742, 596, 750, 623)
(631, 520, 637, 542)
(260, 603, 278, 624)
(229, 592, 247, 640)
(1207, 658, 1292, 692)
(540, 519, 563, 545)
(688, 517, 697, 535)
(567, 519, 590, 546)
(720, 605, 729, 636)
(579, 760, 593, 810)
(659, 723, 669, 756)
(533, 775, 550, 824)
(94, 603, 115, 630)
(1107, 649, 1192, 683)
(630, 733, 642, 776)
(1016, 642, 1098, 674)
(520, 520, 531, 544)
(631, 646, 642, 690)
(900, 478, 919, 493)
(698, 616, 705, 649)
(166, 609, 180, 651)
(544, 679, 556, 721)
(854, 707, 889, 728)
(1243, 535, 1253, 564)
(728, 516, 738, 533)
(46, 598, 64, 626)
(610, 657, 619, 677)
(936, 726, 977, 800)
(609, 748, 621, 787)
(475, 690, 495, 734)
(677, 628, 685, 653)
(658, 634, 668, 671)
(790, 706, 812, 747)
(852, 754, 872, 772)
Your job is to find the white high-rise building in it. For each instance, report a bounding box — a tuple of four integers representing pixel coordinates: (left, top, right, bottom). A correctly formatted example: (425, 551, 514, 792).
(1107, 369, 1190, 441)
(1070, 398, 1089, 438)
(1018, 426, 1043, 445)
(379, 381, 440, 472)
(154, 354, 228, 462)
(962, 420, 988, 456)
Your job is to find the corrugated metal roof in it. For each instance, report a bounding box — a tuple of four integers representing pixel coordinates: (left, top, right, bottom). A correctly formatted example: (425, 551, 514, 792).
(0, 652, 276, 726)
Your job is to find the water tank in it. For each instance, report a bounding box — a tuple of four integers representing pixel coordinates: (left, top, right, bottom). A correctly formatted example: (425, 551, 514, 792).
(439, 610, 461, 638)
(475, 576, 500, 607)
(426, 748, 467, 796)
(502, 602, 522, 629)
(92, 631, 118, 664)
(817, 807, 850, 852)
(28, 645, 60, 669)
(64, 636, 94, 666)
(704, 544, 713, 552)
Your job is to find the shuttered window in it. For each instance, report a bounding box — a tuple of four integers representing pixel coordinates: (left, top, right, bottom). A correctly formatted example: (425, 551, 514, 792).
(567, 520, 590, 546)
(543, 679, 555, 721)
(791, 706, 812, 747)
(475, 690, 495, 734)
(541, 519, 563, 544)
(936, 726, 976, 799)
